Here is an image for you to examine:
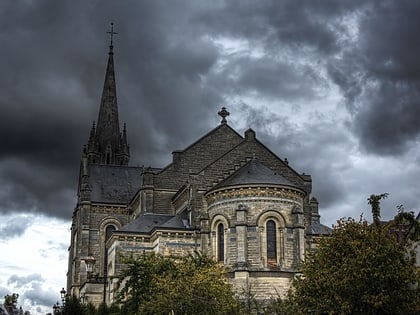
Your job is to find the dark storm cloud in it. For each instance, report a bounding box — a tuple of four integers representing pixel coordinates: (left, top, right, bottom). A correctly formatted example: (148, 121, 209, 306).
(236, 102, 349, 212)
(206, 55, 323, 102)
(196, 0, 363, 53)
(1, 0, 419, 221)
(0, 1, 222, 218)
(327, 1, 420, 155)
(353, 82, 420, 155)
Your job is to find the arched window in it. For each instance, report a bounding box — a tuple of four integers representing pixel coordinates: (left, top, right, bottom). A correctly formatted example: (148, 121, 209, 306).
(105, 225, 115, 242)
(217, 223, 224, 262)
(266, 220, 277, 261)
(104, 225, 116, 277)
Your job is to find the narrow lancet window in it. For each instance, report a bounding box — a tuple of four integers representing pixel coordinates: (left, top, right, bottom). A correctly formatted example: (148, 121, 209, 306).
(217, 223, 225, 262)
(266, 220, 277, 260)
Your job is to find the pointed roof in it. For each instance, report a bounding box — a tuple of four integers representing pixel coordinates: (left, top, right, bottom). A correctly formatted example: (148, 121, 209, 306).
(85, 24, 130, 166)
(95, 44, 121, 148)
(210, 157, 300, 191)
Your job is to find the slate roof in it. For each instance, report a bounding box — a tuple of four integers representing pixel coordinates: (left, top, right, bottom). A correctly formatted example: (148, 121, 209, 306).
(308, 222, 332, 235)
(118, 212, 189, 234)
(88, 164, 143, 204)
(211, 158, 300, 191)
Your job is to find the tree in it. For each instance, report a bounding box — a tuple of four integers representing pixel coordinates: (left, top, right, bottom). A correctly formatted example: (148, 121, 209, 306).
(114, 252, 242, 315)
(390, 205, 420, 243)
(114, 252, 175, 314)
(284, 195, 420, 315)
(61, 295, 84, 315)
(368, 193, 388, 227)
(83, 303, 97, 315)
(4, 293, 19, 315)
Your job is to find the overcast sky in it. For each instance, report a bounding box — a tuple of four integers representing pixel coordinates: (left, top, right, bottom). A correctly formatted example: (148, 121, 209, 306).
(1, 0, 420, 313)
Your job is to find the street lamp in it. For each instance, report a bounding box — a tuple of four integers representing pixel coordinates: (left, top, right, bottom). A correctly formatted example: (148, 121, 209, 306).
(83, 255, 96, 277)
(53, 302, 61, 315)
(60, 288, 66, 305)
(52, 288, 66, 315)
(82, 255, 108, 304)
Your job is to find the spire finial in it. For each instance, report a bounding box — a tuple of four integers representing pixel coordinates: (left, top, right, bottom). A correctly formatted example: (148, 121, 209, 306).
(218, 107, 230, 124)
(107, 22, 118, 50)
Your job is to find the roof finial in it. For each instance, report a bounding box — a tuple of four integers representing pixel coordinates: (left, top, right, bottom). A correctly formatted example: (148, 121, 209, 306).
(107, 22, 118, 51)
(218, 107, 230, 124)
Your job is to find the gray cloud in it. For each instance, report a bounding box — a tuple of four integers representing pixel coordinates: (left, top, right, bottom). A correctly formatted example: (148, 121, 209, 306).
(0, 0, 418, 226)
(0, 215, 32, 240)
(0, 286, 10, 298)
(327, 1, 420, 156)
(7, 274, 44, 287)
(4, 274, 58, 311)
(22, 283, 58, 309)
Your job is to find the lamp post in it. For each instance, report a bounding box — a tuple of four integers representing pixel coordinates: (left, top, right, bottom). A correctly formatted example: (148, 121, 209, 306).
(52, 303, 60, 315)
(60, 288, 66, 305)
(82, 255, 108, 304)
(84, 255, 96, 277)
(52, 288, 66, 314)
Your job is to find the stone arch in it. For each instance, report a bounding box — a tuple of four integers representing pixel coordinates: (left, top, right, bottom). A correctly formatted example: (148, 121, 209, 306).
(98, 217, 122, 276)
(210, 214, 230, 264)
(257, 210, 286, 267)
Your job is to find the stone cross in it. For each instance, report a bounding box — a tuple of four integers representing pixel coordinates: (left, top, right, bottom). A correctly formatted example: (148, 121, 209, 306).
(107, 22, 118, 46)
(218, 107, 230, 124)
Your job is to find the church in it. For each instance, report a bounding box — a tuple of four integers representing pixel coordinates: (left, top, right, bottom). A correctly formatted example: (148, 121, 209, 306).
(66, 37, 331, 306)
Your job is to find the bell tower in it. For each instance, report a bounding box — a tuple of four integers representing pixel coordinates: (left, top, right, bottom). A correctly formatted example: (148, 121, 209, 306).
(67, 23, 136, 305)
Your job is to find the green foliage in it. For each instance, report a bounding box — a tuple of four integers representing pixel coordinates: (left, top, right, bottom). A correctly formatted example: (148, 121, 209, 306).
(114, 251, 242, 315)
(391, 205, 420, 243)
(286, 215, 419, 314)
(4, 293, 19, 314)
(83, 303, 97, 315)
(62, 294, 85, 315)
(94, 302, 121, 315)
(114, 252, 175, 314)
(368, 193, 388, 226)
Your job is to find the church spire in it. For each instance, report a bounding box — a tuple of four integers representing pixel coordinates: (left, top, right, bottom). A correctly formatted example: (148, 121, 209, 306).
(85, 23, 129, 166)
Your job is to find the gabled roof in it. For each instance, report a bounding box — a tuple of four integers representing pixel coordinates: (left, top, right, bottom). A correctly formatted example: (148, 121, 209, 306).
(158, 123, 243, 174)
(209, 158, 300, 191)
(88, 164, 143, 204)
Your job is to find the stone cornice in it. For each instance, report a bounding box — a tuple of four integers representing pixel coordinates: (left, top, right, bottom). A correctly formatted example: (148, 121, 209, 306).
(91, 205, 129, 215)
(206, 186, 304, 209)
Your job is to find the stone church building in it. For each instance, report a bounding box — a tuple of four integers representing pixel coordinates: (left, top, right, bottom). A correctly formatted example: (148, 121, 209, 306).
(66, 41, 331, 306)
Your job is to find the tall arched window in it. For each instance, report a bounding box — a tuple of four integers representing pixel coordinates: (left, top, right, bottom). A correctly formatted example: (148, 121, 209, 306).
(266, 220, 277, 261)
(217, 223, 225, 262)
(104, 225, 116, 275)
(105, 225, 116, 241)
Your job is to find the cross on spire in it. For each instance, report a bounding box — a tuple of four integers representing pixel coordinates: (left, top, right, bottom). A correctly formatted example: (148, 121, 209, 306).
(218, 107, 230, 124)
(107, 22, 118, 47)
